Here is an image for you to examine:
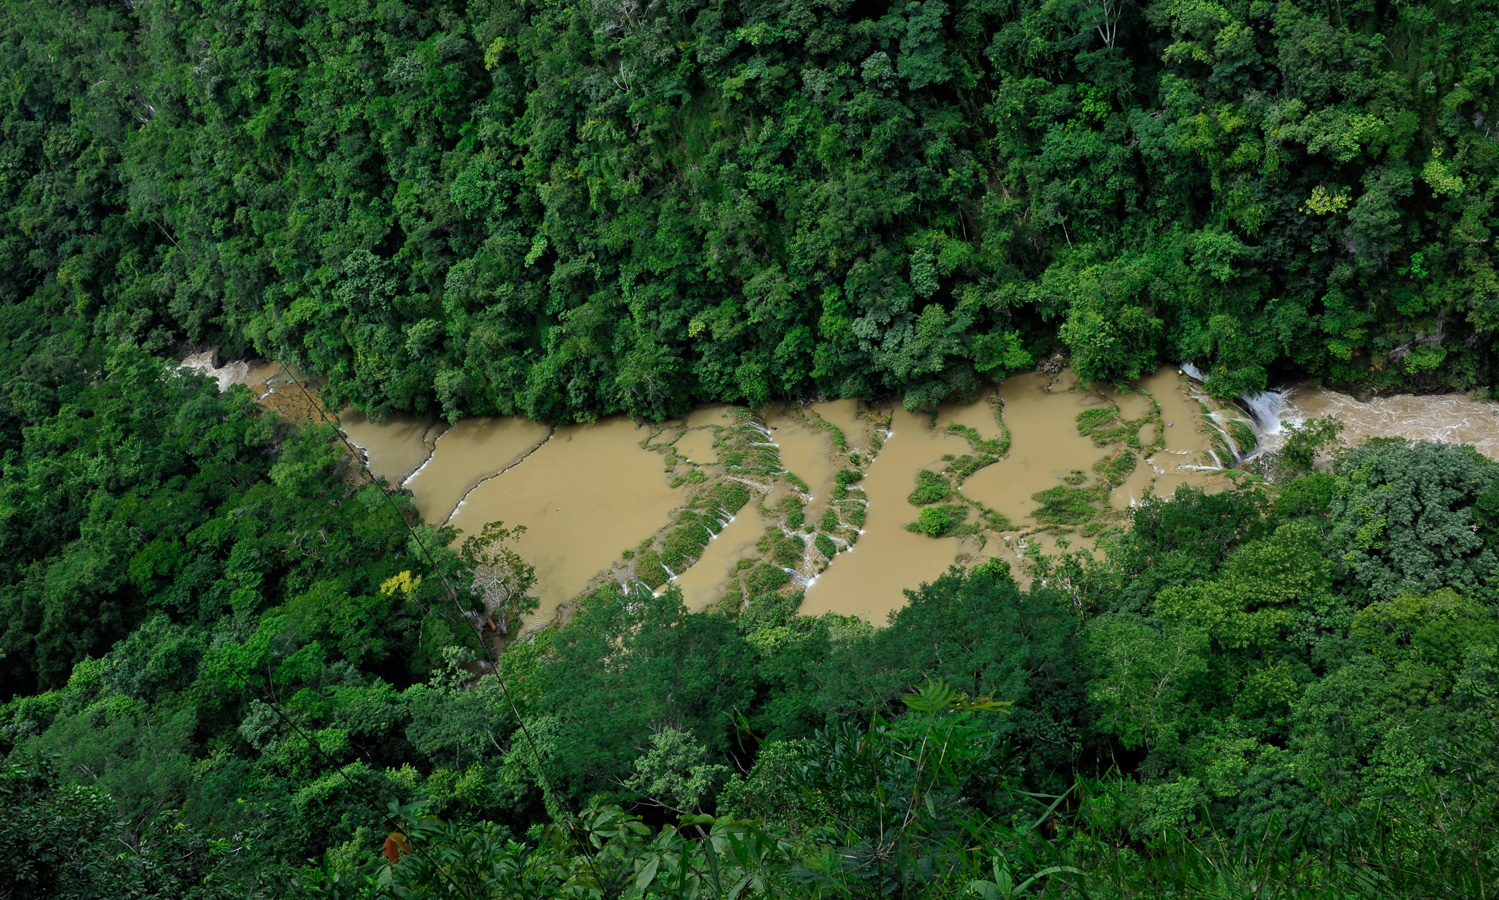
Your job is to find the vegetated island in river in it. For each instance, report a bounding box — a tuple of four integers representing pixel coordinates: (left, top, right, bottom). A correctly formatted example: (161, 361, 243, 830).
(187, 350, 1499, 634)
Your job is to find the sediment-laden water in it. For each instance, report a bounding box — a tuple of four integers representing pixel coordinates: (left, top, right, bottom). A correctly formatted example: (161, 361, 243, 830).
(183, 352, 1499, 627)
(1254, 385, 1499, 462)
(799, 406, 981, 622)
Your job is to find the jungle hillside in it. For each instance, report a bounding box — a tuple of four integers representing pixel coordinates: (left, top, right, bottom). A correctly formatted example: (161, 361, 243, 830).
(3, 0, 1499, 897)
(4, 0, 1498, 421)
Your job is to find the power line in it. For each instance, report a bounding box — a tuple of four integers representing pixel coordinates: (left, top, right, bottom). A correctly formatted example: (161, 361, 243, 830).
(264, 363, 611, 893)
(219, 659, 483, 900)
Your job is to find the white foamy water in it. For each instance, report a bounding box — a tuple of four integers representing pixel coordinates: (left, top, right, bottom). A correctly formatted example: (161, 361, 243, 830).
(1253, 386, 1499, 461)
(1239, 389, 1286, 435)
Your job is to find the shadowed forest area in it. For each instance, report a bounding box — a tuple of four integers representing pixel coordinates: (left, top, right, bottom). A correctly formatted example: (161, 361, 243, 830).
(2, 348, 1496, 897)
(3, 0, 1499, 896)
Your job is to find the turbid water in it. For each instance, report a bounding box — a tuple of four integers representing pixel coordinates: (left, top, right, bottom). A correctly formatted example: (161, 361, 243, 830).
(404, 418, 552, 525)
(764, 403, 841, 500)
(1257, 386, 1499, 462)
(672, 502, 772, 612)
(184, 352, 1499, 626)
(675, 428, 720, 466)
(800, 406, 983, 622)
(340, 412, 448, 487)
(962, 373, 1112, 525)
(447, 418, 685, 633)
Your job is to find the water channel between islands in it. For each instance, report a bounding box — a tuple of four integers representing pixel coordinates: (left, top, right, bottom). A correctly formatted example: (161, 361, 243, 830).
(182, 353, 1499, 633)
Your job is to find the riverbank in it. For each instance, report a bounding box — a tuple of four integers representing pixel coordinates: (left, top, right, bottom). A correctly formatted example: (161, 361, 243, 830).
(184, 351, 1499, 628)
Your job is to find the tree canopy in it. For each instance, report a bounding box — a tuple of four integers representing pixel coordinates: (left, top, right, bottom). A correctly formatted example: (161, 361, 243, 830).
(3, 0, 1497, 422)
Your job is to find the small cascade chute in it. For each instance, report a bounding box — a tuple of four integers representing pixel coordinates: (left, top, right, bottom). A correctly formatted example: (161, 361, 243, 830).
(1239, 389, 1286, 435)
(1181, 361, 1287, 460)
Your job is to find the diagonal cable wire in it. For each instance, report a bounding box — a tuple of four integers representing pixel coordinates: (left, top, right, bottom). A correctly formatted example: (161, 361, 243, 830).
(219, 658, 482, 900)
(261, 363, 611, 892)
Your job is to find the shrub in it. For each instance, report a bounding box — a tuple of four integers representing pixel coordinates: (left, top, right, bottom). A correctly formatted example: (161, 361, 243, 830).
(836, 469, 864, 488)
(745, 562, 789, 594)
(909, 505, 968, 537)
(1031, 486, 1097, 525)
(1280, 416, 1343, 474)
(1077, 408, 1133, 446)
(908, 469, 950, 506)
(715, 481, 751, 512)
(636, 551, 669, 588)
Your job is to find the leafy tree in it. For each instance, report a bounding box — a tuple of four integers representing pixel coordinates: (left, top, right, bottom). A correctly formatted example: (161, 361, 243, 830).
(1329, 441, 1499, 600)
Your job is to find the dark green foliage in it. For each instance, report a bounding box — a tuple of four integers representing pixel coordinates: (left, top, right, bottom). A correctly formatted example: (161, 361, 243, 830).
(834, 469, 864, 489)
(814, 533, 837, 560)
(907, 468, 951, 506)
(5, 0, 1499, 870)
(758, 528, 806, 569)
(5, 0, 1499, 423)
(711, 482, 752, 519)
(8, 399, 1499, 896)
(0, 333, 491, 888)
(745, 562, 790, 595)
(660, 511, 716, 570)
(635, 550, 669, 588)
(1031, 485, 1098, 526)
(1279, 416, 1345, 475)
(535, 586, 758, 803)
(814, 561, 1081, 773)
(910, 504, 969, 536)
(0, 757, 270, 899)
(1329, 441, 1498, 599)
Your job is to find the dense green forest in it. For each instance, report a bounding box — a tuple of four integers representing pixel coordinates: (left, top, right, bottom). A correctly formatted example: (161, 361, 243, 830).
(3, 0, 1498, 421)
(4, 0, 1499, 895)
(2, 318, 1497, 896)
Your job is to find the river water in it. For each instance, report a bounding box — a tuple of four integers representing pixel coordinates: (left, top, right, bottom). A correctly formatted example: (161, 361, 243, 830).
(1251, 385, 1499, 462)
(182, 353, 1499, 627)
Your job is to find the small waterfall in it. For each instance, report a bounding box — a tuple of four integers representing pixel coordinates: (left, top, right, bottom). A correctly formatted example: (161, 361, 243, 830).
(1181, 361, 1287, 460)
(1240, 389, 1286, 435)
(1236, 389, 1288, 459)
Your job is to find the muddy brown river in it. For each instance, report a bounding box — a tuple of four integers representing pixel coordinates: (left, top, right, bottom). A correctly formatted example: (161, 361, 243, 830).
(182, 353, 1499, 629)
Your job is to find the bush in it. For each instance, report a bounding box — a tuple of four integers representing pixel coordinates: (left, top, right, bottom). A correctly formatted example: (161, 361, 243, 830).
(909, 505, 968, 537)
(1031, 486, 1097, 526)
(1329, 440, 1498, 599)
(636, 551, 669, 588)
(1076, 408, 1133, 446)
(1280, 416, 1343, 474)
(745, 563, 790, 594)
(908, 469, 951, 506)
(715, 481, 751, 512)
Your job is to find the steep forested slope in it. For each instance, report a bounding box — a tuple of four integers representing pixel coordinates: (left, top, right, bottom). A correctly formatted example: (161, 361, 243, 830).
(4, 0, 1497, 421)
